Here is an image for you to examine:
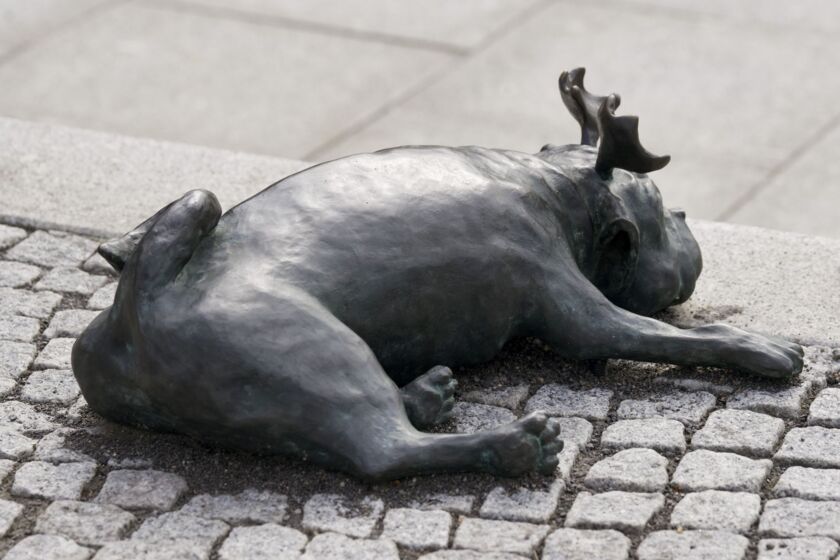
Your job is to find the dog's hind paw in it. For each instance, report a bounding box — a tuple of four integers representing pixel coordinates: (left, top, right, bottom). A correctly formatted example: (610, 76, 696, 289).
(484, 411, 563, 476)
(401, 365, 457, 429)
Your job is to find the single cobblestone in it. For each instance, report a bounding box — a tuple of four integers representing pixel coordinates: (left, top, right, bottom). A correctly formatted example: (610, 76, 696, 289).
(82, 252, 113, 275)
(670, 490, 760, 534)
(726, 385, 807, 419)
(35, 500, 136, 545)
(0, 458, 16, 482)
(759, 498, 840, 540)
(408, 493, 475, 514)
(637, 530, 749, 560)
(4, 534, 92, 560)
(11, 460, 97, 500)
(453, 517, 549, 556)
(0, 401, 58, 432)
(301, 532, 398, 559)
(584, 448, 668, 492)
(691, 409, 785, 457)
(0, 225, 27, 250)
(773, 466, 840, 501)
(0, 315, 41, 342)
(35, 267, 109, 295)
(6, 231, 98, 268)
(87, 282, 117, 310)
(808, 388, 840, 428)
(65, 396, 89, 422)
(0, 498, 24, 537)
(0, 427, 36, 459)
(672, 450, 772, 492)
(757, 537, 839, 559)
(653, 376, 734, 396)
(479, 480, 563, 523)
(94, 539, 208, 560)
(451, 402, 515, 434)
(0, 341, 36, 378)
(302, 494, 384, 538)
(801, 346, 839, 389)
(34, 337, 75, 370)
(565, 491, 664, 533)
(774, 426, 840, 468)
(461, 384, 529, 410)
(418, 552, 524, 560)
(217, 524, 308, 560)
(0, 375, 15, 397)
(21, 369, 80, 404)
(555, 417, 593, 449)
(0, 261, 41, 288)
(382, 508, 451, 550)
(617, 391, 716, 425)
(0, 287, 62, 318)
(33, 428, 94, 463)
(541, 528, 630, 560)
(179, 489, 288, 523)
(131, 512, 229, 556)
(96, 469, 189, 510)
(45, 310, 101, 339)
(525, 384, 613, 421)
(601, 418, 686, 453)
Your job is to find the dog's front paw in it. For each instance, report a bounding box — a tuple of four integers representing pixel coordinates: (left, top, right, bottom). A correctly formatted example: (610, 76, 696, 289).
(484, 411, 563, 476)
(401, 365, 457, 429)
(695, 324, 804, 378)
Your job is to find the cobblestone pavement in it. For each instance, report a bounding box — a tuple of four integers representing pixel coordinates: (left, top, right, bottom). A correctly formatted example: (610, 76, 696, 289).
(2, 223, 840, 559)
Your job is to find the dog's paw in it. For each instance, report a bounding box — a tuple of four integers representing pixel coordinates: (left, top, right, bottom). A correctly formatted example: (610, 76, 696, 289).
(401, 365, 457, 429)
(484, 411, 563, 477)
(696, 324, 804, 378)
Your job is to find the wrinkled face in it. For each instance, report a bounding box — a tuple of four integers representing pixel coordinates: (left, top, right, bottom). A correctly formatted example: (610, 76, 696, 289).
(608, 170, 703, 315)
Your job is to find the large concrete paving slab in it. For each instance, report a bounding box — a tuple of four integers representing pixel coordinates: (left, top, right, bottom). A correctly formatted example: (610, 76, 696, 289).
(0, 2, 452, 160)
(314, 1, 840, 225)
(727, 122, 840, 239)
(0, 0, 112, 58)
(147, 0, 542, 50)
(0, 118, 306, 236)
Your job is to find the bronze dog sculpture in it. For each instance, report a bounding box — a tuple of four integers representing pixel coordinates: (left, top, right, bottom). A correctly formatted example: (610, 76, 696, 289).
(73, 69, 803, 480)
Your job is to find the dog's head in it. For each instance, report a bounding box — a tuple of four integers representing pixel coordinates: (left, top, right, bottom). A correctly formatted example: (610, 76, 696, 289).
(540, 68, 702, 316)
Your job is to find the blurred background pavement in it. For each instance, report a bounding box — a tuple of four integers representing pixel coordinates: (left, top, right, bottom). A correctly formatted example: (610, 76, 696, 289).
(2, 0, 839, 237)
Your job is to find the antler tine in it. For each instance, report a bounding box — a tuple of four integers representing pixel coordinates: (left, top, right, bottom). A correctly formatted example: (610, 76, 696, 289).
(595, 94, 670, 177)
(559, 67, 619, 147)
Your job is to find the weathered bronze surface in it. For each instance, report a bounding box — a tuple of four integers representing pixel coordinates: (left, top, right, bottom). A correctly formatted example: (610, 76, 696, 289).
(73, 68, 803, 479)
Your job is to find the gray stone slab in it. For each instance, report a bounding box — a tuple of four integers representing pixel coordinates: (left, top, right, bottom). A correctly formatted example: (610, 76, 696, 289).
(0, 459, 15, 483)
(45, 310, 100, 339)
(6, 231, 97, 268)
(637, 530, 749, 560)
(21, 369, 80, 404)
(0, 315, 41, 342)
(525, 384, 613, 421)
(808, 387, 840, 428)
(451, 401, 516, 434)
(0, 497, 24, 538)
(4, 534, 92, 560)
(301, 532, 398, 560)
(382, 508, 451, 550)
(670, 491, 761, 534)
(672, 450, 772, 493)
(0, 427, 36, 460)
(131, 512, 229, 557)
(179, 489, 287, 524)
(36, 500, 136, 546)
(302, 494, 384, 538)
(0, 2, 451, 159)
(453, 517, 549, 556)
(461, 384, 529, 410)
(565, 491, 664, 534)
(87, 283, 116, 310)
(653, 376, 735, 397)
(556, 441, 579, 482)
(554, 417, 593, 449)
(153, 0, 540, 49)
(0, 0, 110, 58)
(757, 537, 840, 560)
(33, 428, 94, 463)
(96, 469, 189, 510)
(0, 340, 36, 378)
(35, 267, 108, 295)
(542, 528, 630, 560)
(584, 448, 669, 492)
(0, 376, 16, 398)
(759, 498, 840, 540)
(601, 418, 686, 454)
(11, 460, 97, 500)
(726, 385, 808, 420)
(0, 261, 42, 288)
(418, 552, 524, 560)
(33, 338, 75, 370)
(93, 539, 209, 560)
(408, 493, 475, 515)
(617, 391, 716, 425)
(0, 287, 61, 319)
(0, 225, 27, 250)
(217, 524, 308, 560)
(479, 480, 563, 523)
(0, 401, 57, 432)
(775, 427, 840, 468)
(773, 466, 840, 501)
(691, 409, 785, 457)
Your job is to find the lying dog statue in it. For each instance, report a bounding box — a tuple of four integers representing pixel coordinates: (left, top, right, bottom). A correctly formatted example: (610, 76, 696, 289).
(73, 68, 803, 480)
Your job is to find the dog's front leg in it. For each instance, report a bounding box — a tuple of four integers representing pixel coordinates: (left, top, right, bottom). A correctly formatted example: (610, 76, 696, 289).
(537, 272, 803, 378)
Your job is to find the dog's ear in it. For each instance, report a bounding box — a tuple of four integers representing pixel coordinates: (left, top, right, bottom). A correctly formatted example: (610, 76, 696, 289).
(592, 217, 639, 298)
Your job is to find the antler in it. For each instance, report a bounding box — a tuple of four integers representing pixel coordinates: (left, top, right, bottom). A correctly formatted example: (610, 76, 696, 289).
(559, 68, 670, 176)
(559, 67, 618, 147)
(595, 94, 670, 177)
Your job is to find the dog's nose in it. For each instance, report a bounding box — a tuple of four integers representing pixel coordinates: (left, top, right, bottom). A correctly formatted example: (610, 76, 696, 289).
(671, 208, 686, 220)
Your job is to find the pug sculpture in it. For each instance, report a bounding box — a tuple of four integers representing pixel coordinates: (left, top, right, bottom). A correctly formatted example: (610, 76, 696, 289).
(73, 68, 803, 480)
